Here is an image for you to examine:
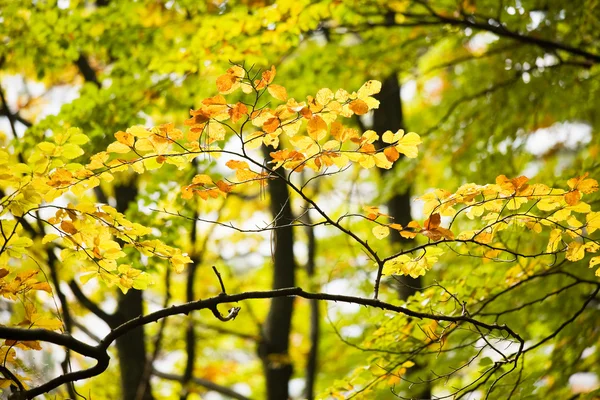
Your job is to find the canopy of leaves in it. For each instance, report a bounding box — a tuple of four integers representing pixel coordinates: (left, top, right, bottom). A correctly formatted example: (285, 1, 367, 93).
(1, 1, 599, 399)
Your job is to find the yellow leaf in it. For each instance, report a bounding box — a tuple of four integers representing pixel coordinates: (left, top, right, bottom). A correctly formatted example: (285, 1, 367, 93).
(192, 174, 213, 185)
(42, 234, 60, 244)
(395, 132, 421, 158)
(316, 88, 334, 105)
(566, 242, 585, 261)
(38, 142, 56, 154)
(586, 212, 600, 234)
(372, 225, 390, 239)
(79, 272, 96, 285)
(373, 152, 392, 169)
(143, 157, 162, 171)
(546, 229, 562, 253)
(68, 131, 90, 145)
(268, 84, 288, 101)
(128, 125, 151, 138)
(60, 143, 84, 159)
(32, 315, 63, 331)
(568, 173, 598, 194)
(107, 142, 131, 154)
(357, 80, 382, 98)
(358, 154, 375, 169)
(537, 197, 562, 211)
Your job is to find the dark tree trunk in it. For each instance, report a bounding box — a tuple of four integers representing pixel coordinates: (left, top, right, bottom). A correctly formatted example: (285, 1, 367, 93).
(113, 180, 154, 400)
(373, 73, 431, 397)
(303, 207, 318, 400)
(259, 148, 296, 400)
(114, 290, 152, 400)
(373, 73, 421, 300)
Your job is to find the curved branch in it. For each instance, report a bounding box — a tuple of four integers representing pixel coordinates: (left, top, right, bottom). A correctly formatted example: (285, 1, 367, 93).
(0, 326, 110, 399)
(100, 288, 524, 351)
(0, 365, 24, 392)
(407, 2, 600, 63)
(1, 288, 526, 398)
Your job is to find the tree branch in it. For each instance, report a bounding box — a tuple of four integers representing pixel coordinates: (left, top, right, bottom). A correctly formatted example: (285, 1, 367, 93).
(0, 326, 110, 399)
(406, 2, 600, 63)
(1, 288, 527, 399)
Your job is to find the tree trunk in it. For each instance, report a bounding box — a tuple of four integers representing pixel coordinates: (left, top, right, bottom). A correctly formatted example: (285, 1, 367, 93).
(373, 73, 431, 397)
(373, 73, 421, 299)
(113, 181, 154, 400)
(259, 148, 296, 400)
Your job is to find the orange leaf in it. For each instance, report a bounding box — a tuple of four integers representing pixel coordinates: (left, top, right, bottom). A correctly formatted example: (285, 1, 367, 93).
(202, 95, 227, 106)
(31, 282, 52, 292)
(229, 102, 248, 124)
(115, 131, 134, 147)
(226, 160, 249, 170)
(424, 213, 441, 230)
(215, 180, 232, 193)
(216, 74, 236, 93)
(300, 107, 312, 119)
(263, 118, 280, 133)
(255, 65, 276, 90)
(330, 121, 344, 140)
(60, 220, 78, 235)
(307, 115, 327, 141)
(181, 185, 194, 199)
(400, 220, 421, 239)
(349, 99, 369, 115)
(564, 190, 581, 206)
(384, 147, 400, 162)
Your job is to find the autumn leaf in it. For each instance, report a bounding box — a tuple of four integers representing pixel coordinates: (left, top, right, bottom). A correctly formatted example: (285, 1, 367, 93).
(424, 213, 441, 230)
(115, 131, 135, 147)
(372, 225, 390, 239)
(568, 173, 598, 194)
(216, 66, 245, 94)
(564, 190, 581, 205)
(395, 131, 421, 158)
(107, 141, 131, 154)
(316, 88, 334, 105)
(348, 99, 369, 115)
(229, 102, 249, 123)
(255, 65, 276, 90)
(384, 146, 400, 162)
(307, 115, 327, 141)
(263, 118, 280, 133)
(357, 80, 382, 99)
(268, 84, 288, 101)
(61, 220, 78, 235)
